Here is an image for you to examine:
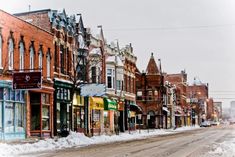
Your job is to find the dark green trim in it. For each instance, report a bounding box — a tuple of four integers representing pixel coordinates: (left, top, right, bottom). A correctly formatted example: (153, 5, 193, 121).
(104, 98, 117, 111)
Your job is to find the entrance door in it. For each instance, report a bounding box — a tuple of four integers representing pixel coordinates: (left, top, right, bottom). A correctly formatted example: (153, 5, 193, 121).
(60, 103, 69, 132)
(148, 111, 155, 128)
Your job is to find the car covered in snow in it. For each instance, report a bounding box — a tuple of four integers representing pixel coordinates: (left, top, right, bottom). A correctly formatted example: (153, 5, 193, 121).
(200, 121, 211, 127)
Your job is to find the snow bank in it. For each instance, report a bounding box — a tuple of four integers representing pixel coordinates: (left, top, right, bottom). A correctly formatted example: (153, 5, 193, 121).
(207, 139, 235, 157)
(0, 126, 200, 157)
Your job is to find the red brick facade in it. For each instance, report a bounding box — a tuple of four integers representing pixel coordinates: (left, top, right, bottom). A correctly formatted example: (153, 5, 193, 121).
(0, 10, 54, 137)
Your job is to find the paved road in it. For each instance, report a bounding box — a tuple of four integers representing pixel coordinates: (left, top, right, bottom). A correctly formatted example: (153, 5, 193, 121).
(22, 125, 235, 157)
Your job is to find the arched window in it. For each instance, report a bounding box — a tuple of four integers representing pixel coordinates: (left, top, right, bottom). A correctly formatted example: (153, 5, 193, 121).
(38, 47, 43, 70)
(19, 42, 24, 71)
(8, 38, 14, 70)
(29, 44, 34, 71)
(46, 50, 51, 78)
(0, 35, 2, 68)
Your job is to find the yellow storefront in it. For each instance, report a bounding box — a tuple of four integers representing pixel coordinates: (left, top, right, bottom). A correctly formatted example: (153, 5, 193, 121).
(90, 97, 104, 135)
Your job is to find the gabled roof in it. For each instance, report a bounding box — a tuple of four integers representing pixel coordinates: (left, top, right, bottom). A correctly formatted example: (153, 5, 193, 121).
(146, 53, 160, 75)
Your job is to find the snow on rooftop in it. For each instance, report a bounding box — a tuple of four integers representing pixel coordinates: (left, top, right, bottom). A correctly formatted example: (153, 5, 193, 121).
(0, 126, 201, 157)
(89, 48, 101, 55)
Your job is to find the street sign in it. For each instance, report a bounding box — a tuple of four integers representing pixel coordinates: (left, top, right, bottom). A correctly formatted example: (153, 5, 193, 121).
(13, 71, 42, 90)
(80, 84, 106, 96)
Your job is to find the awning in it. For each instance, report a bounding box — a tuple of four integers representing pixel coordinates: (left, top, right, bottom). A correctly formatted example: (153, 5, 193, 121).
(130, 103, 142, 113)
(104, 98, 117, 111)
(163, 106, 170, 113)
(90, 97, 104, 110)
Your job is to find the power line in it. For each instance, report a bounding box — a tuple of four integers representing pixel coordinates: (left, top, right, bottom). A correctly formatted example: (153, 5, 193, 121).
(104, 23, 235, 32)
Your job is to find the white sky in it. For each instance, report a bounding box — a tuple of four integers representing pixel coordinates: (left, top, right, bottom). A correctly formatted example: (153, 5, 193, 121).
(1, 0, 235, 107)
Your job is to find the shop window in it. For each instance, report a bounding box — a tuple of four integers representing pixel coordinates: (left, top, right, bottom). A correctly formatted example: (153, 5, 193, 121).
(15, 90, 20, 101)
(0, 102, 2, 131)
(42, 105, 50, 130)
(5, 88, 10, 100)
(0, 88, 3, 100)
(10, 90, 15, 101)
(56, 103, 60, 132)
(42, 94, 50, 130)
(20, 91, 25, 102)
(15, 103, 24, 132)
(30, 93, 40, 131)
(5, 103, 14, 133)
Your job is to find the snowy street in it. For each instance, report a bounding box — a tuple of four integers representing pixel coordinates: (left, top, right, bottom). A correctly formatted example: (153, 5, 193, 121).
(15, 125, 235, 157)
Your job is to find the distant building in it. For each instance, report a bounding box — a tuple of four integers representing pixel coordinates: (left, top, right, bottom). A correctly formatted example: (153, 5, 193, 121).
(214, 102, 222, 120)
(230, 101, 235, 119)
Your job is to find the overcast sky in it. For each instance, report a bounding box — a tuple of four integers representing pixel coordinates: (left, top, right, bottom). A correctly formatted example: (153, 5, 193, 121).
(1, 0, 235, 107)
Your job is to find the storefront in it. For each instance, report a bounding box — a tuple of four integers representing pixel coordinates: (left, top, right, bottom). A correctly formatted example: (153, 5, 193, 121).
(103, 98, 117, 134)
(53, 80, 72, 136)
(118, 101, 125, 132)
(29, 90, 53, 138)
(73, 94, 85, 133)
(90, 97, 104, 136)
(0, 81, 26, 140)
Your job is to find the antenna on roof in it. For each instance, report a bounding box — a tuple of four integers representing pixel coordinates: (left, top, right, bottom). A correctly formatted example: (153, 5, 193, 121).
(28, 5, 31, 12)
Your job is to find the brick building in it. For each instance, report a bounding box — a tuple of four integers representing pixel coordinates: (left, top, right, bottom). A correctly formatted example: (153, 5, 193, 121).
(136, 53, 165, 129)
(207, 98, 214, 120)
(164, 71, 189, 127)
(0, 9, 54, 139)
(120, 44, 138, 130)
(187, 81, 209, 125)
(15, 9, 76, 136)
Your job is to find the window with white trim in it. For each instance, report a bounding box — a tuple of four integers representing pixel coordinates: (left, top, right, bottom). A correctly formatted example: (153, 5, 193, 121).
(106, 68, 115, 89)
(29, 45, 34, 71)
(19, 42, 24, 71)
(46, 51, 50, 78)
(38, 48, 43, 69)
(8, 38, 14, 70)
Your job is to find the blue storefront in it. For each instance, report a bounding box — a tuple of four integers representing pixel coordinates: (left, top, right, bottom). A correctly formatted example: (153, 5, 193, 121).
(0, 80, 26, 140)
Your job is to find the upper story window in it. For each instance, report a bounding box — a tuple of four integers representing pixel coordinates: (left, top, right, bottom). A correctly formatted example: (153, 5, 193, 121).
(107, 68, 115, 89)
(46, 50, 51, 79)
(60, 45, 65, 74)
(19, 42, 24, 71)
(29, 43, 34, 71)
(91, 66, 96, 83)
(38, 47, 43, 70)
(8, 38, 14, 70)
(0, 35, 2, 68)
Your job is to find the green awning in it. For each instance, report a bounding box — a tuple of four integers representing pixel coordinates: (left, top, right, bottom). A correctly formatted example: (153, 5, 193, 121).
(130, 103, 142, 112)
(104, 98, 117, 111)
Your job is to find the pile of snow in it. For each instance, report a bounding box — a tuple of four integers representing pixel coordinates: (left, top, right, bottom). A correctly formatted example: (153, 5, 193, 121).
(0, 126, 200, 157)
(207, 139, 235, 157)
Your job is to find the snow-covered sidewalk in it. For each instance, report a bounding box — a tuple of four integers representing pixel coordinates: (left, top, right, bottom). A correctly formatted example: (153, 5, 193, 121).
(0, 126, 200, 157)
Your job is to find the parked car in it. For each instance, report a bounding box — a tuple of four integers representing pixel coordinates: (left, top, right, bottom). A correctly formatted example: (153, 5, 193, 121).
(210, 121, 220, 126)
(200, 121, 211, 127)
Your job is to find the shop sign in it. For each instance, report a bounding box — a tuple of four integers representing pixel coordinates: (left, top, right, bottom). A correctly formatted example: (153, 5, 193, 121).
(118, 102, 124, 111)
(91, 103, 104, 110)
(107, 103, 117, 110)
(80, 84, 106, 97)
(13, 71, 42, 90)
